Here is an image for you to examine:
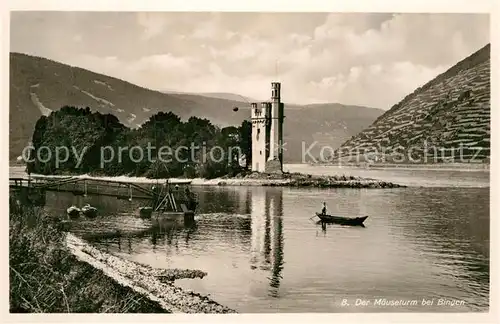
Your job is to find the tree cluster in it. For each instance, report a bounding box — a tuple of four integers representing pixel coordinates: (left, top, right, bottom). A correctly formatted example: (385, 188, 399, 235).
(27, 106, 252, 179)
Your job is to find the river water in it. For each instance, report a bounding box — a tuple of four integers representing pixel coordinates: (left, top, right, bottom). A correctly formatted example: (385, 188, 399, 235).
(12, 165, 490, 312)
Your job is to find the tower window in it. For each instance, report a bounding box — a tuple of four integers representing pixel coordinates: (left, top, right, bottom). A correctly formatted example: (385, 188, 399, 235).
(256, 128, 260, 141)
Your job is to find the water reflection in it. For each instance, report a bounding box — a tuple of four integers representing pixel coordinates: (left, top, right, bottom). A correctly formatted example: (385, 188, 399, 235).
(269, 195, 284, 297)
(83, 186, 286, 297)
(91, 217, 199, 254)
(38, 183, 489, 312)
(249, 188, 284, 297)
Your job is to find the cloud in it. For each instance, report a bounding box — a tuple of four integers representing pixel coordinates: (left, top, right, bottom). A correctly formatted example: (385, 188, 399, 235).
(10, 12, 489, 109)
(132, 54, 196, 72)
(136, 12, 168, 39)
(191, 18, 221, 40)
(307, 62, 447, 107)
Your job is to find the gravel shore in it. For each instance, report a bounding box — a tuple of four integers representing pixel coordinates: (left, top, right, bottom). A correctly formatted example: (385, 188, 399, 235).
(66, 233, 236, 313)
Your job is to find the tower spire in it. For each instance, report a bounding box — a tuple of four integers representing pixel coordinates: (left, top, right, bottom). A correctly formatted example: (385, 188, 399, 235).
(275, 59, 279, 82)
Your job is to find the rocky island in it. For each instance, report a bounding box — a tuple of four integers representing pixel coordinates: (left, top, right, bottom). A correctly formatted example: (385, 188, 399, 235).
(214, 171, 404, 188)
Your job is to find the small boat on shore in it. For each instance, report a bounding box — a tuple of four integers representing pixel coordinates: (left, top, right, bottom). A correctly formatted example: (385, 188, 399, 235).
(81, 204, 98, 218)
(67, 206, 81, 219)
(315, 213, 368, 226)
(138, 206, 153, 219)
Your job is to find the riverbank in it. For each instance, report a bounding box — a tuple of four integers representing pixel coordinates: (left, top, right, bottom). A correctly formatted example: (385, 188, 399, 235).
(66, 233, 235, 313)
(10, 166, 405, 188)
(9, 197, 236, 313)
(312, 162, 490, 172)
(9, 198, 164, 313)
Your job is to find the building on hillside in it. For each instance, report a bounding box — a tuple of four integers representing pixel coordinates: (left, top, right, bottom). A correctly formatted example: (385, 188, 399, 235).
(250, 82, 284, 173)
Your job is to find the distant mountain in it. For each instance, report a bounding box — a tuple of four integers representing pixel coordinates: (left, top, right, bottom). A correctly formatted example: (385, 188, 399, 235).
(10, 53, 250, 160)
(334, 44, 490, 164)
(9, 52, 384, 163)
(196, 92, 259, 103)
(162, 90, 259, 103)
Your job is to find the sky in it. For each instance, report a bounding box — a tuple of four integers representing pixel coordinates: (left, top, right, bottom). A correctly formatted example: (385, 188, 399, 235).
(10, 12, 489, 109)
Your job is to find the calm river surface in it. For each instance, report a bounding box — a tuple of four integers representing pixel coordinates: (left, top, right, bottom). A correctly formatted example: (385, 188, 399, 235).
(15, 165, 490, 312)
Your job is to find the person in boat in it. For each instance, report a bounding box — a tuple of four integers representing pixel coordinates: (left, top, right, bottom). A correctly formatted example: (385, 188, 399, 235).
(321, 202, 327, 215)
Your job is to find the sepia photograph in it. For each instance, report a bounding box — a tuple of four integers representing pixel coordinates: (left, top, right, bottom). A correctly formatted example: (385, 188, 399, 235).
(4, 3, 495, 320)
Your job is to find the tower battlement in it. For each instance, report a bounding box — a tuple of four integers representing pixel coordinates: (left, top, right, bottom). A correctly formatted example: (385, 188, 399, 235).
(271, 82, 281, 100)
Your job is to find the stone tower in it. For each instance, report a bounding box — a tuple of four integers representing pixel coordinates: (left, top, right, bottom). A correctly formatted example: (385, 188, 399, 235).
(250, 82, 284, 173)
(251, 102, 271, 172)
(266, 82, 284, 173)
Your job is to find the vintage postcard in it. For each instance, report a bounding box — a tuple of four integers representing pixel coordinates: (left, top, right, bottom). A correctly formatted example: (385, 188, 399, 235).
(2, 0, 497, 323)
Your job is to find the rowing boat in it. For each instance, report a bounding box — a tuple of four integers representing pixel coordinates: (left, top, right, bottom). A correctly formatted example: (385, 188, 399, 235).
(315, 213, 368, 226)
(67, 205, 81, 219)
(81, 204, 98, 218)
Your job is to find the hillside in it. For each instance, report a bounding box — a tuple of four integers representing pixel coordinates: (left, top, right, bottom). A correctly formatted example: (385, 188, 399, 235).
(193, 92, 258, 103)
(333, 44, 491, 164)
(9, 52, 383, 162)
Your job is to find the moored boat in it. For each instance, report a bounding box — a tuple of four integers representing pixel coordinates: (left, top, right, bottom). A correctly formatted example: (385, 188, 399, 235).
(151, 208, 195, 223)
(315, 212, 368, 226)
(138, 206, 154, 219)
(81, 204, 98, 218)
(66, 205, 81, 219)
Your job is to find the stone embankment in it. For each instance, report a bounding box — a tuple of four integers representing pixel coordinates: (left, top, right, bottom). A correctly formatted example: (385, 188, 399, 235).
(66, 233, 236, 313)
